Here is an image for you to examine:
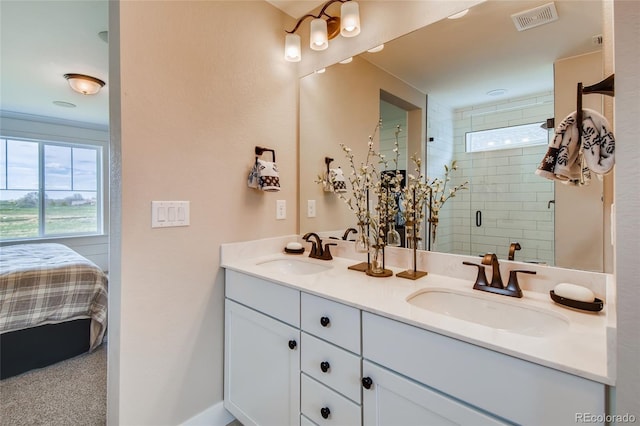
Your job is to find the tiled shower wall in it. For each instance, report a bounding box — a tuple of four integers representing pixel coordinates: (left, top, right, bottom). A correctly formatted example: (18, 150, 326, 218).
(428, 92, 555, 264)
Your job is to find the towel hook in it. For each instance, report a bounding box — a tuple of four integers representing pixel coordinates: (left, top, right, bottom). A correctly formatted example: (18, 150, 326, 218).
(325, 157, 334, 175)
(255, 146, 276, 163)
(576, 74, 615, 147)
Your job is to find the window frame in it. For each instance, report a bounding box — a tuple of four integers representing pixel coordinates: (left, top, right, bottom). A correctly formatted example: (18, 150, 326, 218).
(1, 134, 106, 242)
(465, 121, 549, 153)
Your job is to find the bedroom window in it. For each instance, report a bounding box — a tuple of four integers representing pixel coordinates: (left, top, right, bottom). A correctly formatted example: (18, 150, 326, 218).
(0, 137, 103, 240)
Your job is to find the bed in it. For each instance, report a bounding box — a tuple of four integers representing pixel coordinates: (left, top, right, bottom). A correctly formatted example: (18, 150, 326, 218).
(0, 243, 108, 379)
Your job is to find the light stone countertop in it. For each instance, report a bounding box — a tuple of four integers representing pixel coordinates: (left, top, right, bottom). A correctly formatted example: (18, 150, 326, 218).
(221, 235, 616, 386)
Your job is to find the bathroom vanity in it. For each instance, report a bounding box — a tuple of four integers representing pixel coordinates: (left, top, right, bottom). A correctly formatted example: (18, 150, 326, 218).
(221, 236, 615, 426)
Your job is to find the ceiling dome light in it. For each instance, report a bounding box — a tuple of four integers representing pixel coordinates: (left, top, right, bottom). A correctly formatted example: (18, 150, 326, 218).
(340, 1, 361, 37)
(448, 9, 469, 19)
(339, 57, 353, 64)
(367, 44, 384, 53)
(64, 73, 105, 95)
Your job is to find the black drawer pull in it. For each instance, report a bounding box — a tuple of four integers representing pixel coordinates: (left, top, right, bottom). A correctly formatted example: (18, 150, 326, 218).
(320, 316, 330, 327)
(288, 340, 297, 350)
(321, 407, 331, 419)
(320, 361, 330, 373)
(362, 377, 373, 389)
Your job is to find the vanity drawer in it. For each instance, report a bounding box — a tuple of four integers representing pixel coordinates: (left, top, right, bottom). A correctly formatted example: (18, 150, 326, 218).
(301, 332, 361, 403)
(225, 270, 300, 327)
(301, 292, 360, 354)
(301, 373, 361, 426)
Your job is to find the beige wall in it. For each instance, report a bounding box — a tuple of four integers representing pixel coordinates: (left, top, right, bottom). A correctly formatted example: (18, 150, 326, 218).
(299, 56, 425, 235)
(108, 0, 640, 423)
(115, 2, 297, 424)
(613, 0, 640, 416)
(554, 51, 610, 272)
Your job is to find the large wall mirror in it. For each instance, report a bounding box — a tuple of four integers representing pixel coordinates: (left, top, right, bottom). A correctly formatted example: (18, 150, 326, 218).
(299, 0, 612, 273)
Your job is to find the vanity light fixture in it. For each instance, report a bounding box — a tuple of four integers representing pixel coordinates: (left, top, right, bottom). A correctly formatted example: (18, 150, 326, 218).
(283, 0, 361, 62)
(63, 73, 105, 95)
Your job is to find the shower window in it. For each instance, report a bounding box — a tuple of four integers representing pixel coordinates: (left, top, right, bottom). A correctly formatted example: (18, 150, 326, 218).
(465, 122, 548, 153)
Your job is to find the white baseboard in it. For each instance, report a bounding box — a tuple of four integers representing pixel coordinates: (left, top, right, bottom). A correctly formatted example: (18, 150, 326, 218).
(181, 401, 235, 426)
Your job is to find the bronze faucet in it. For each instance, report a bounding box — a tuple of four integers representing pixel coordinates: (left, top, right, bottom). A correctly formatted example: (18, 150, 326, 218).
(302, 233, 336, 260)
(463, 253, 536, 298)
(342, 227, 358, 241)
(303, 232, 323, 258)
(508, 242, 521, 261)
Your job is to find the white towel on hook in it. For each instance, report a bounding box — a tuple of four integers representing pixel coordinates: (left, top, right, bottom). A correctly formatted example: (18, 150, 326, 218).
(535, 108, 615, 186)
(329, 168, 347, 193)
(257, 158, 280, 192)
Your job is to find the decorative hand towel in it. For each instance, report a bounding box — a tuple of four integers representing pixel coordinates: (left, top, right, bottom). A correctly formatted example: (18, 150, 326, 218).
(257, 158, 281, 191)
(247, 161, 260, 189)
(330, 168, 348, 193)
(536, 108, 615, 186)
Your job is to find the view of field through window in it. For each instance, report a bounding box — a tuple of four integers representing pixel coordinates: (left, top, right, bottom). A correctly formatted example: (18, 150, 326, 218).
(1, 138, 101, 240)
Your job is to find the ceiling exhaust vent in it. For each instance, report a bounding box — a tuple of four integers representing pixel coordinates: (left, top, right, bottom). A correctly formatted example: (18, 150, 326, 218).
(511, 2, 558, 31)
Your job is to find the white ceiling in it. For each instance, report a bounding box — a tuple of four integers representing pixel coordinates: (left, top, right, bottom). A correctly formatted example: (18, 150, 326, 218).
(0, 0, 109, 128)
(0, 1, 602, 128)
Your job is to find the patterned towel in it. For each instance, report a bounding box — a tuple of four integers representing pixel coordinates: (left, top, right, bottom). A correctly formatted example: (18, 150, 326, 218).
(248, 158, 280, 191)
(329, 168, 347, 193)
(536, 108, 615, 186)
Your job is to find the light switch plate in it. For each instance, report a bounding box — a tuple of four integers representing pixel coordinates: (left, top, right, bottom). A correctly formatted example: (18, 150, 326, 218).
(307, 200, 316, 218)
(276, 200, 286, 220)
(152, 201, 190, 228)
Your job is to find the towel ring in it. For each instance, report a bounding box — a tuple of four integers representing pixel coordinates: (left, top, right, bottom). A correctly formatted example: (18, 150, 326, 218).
(255, 146, 276, 163)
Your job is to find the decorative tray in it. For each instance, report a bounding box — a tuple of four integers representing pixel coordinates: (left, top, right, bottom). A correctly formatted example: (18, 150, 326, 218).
(549, 290, 603, 312)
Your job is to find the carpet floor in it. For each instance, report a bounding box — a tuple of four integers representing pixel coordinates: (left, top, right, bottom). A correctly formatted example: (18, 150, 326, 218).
(0, 344, 106, 426)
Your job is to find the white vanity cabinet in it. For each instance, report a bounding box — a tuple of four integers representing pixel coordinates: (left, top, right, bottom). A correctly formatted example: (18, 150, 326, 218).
(224, 271, 301, 426)
(362, 312, 606, 426)
(362, 360, 507, 426)
(299, 293, 362, 426)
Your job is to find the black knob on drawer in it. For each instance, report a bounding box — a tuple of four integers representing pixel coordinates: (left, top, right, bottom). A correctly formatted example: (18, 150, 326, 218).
(362, 377, 373, 389)
(320, 361, 330, 373)
(320, 316, 330, 327)
(321, 407, 331, 419)
(288, 340, 297, 350)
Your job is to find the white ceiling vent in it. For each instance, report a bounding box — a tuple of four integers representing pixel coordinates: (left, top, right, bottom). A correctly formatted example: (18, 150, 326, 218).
(511, 2, 559, 32)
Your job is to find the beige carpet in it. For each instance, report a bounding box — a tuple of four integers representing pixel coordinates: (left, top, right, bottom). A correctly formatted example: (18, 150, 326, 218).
(0, 344, 107, 426)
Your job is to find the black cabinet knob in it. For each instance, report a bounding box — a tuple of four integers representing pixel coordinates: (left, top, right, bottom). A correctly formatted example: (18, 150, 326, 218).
(320, 361, 330, 373)
(288, 340, 297, 350)
(362, 377, 373, 389)
(320, 316, 330, 327)
(321, 407, 331, 419)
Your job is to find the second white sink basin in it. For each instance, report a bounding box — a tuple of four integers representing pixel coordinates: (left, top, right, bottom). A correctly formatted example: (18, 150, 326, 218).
(256, 258, 332, 275)
(407, 289, 569, 337)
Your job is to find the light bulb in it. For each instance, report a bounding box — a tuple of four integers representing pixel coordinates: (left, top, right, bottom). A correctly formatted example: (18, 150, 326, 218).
(284, 33, 301, 62)
(310, 18, 328, 51)
(340, 1, 361, 37)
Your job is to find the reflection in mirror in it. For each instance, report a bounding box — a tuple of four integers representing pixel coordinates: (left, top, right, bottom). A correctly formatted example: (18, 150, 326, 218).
(298, 0, 611, 273)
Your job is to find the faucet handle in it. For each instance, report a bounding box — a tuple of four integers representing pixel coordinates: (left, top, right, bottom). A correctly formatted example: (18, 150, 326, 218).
(321, 243, 337, 260)
(463, 261, 489, 289)
(506, 269, 536, 298)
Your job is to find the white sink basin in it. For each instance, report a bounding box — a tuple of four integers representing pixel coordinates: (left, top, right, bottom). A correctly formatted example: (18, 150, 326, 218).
(407, 289, 569, 337)
(256, 258, 332, 275)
